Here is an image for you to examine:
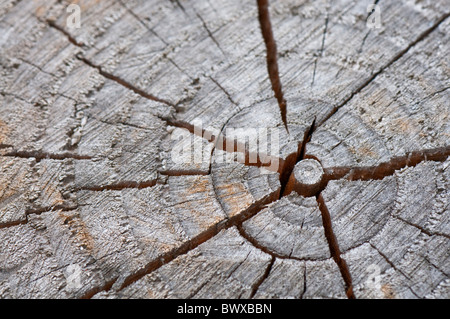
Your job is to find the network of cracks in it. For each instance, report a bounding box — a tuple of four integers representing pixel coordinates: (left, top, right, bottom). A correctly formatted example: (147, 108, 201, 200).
(1, 1, 449, 299)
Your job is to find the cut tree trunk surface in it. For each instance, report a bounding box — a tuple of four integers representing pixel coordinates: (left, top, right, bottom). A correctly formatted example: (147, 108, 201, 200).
(0, 0, 449, 299)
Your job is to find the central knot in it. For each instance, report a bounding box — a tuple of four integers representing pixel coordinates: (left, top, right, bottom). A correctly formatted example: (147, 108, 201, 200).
(285, 159, 324, 197)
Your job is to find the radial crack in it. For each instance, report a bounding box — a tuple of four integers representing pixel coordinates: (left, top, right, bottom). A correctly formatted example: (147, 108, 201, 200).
(209, 76, 238, 106)
(76, 54, 174, 107)
(316, 193, 355, 299)
(0, 219, 27, 229)
(2, 150, 92, 162)
(0, 204, 78, 229)
(46, 19, 175, 108)
(256, 0, 288, 132)
(24, 204, 79, 215)
(115, 190, 280, 293)
(368, 242, 420, 298)
(323, 146, 450, 183)
(46, 19, 85, 47)
(317, 12, 450, 127)
(159, 169, 209, 176)
(117, 0, 168, 45)
(312, 14, 329, 87)
(249, 256, 275, 298)
(75, 179, 158, 192)
(391, 215, 450, 240)
(171, 0, 186, 13)
(195, 10, 225, 55)
(279, 118, 316, 198)
(165, 117, 284, 173)
(80, 278, 118, 299)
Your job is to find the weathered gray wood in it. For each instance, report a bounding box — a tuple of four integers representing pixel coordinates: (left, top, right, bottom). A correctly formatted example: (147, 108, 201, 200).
(253, 258, 347, 299)
(242, 194, 330, 260)
(341, 160, 450, 298)
(94, 228, 273, 299)
(0, 0, 449, 299)
(0, 214, 106, 298)
(0, 157, 33, 227)
(211, 150, 280, 219)
(321, 177, 397, 253)
(306, 15, 450, 169)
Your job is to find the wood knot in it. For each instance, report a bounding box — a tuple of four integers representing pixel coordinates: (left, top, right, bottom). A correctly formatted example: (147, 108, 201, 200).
(285, 159, 324, 197)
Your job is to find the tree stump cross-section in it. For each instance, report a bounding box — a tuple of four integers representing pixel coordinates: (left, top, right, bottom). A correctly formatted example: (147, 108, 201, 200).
(0, 0, 449, 299)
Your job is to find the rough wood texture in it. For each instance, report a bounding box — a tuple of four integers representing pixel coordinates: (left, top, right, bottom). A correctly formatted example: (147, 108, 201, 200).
(0, 0, 449, 299)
